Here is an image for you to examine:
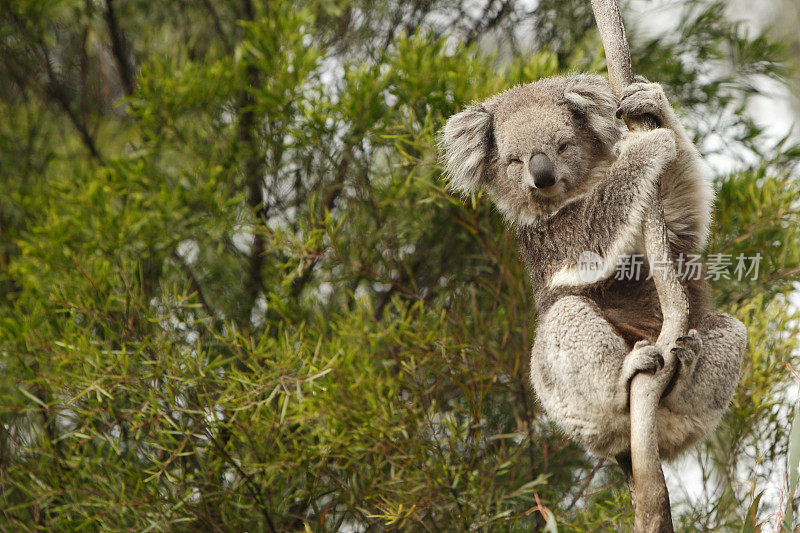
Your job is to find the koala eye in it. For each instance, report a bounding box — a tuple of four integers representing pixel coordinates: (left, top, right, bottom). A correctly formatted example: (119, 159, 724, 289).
(507, 157, 522, 165)
(557, 142, 570, 155)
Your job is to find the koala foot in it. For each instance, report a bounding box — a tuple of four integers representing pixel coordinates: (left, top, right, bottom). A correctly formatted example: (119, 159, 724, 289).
(616, 81, 669, 127)
(670, 329, 702, 378)
(624, 340, 665, 379)
(660, 329, 703, 399)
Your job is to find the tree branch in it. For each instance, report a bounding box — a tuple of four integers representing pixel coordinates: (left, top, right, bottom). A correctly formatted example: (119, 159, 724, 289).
(197, 0, 233, 52)
(464, 0, 512, 46)
(102, 0, 136, 97)
(237, 0, 266, 328)
(3, 7, 103, 160)
(590, 1, 690, 531)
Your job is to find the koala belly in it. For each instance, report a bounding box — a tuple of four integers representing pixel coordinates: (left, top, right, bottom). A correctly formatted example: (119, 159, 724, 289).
(585, 274, 709, 349)
(587, 277, 663, 349)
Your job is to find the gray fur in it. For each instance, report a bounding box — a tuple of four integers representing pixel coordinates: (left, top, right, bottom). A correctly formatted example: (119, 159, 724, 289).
(440, 74, 746, 459)
(440, 103, 495, 196)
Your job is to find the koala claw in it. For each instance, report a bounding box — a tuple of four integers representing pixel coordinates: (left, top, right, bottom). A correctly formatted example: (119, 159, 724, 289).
(670, 329, 702, 376)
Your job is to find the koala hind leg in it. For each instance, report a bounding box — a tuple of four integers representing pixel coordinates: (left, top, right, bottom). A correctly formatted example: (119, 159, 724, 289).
(656, 312, 746, 457)
(530, 296, 637, 457)
(661, 312, 745, 413)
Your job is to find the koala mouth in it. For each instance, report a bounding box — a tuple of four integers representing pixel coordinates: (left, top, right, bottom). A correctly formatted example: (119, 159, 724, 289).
(531, 180, 565, 198)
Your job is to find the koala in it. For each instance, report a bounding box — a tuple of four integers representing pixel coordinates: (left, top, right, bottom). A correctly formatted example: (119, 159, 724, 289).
(440, 74, 746, 459)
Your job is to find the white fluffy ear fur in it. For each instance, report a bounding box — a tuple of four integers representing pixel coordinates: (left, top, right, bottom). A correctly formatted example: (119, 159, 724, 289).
(563, 74, 621, 148)
(440, 104, 494, 197)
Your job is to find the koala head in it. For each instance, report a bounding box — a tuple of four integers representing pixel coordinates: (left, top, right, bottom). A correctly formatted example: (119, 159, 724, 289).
(440, 74, 622, 225)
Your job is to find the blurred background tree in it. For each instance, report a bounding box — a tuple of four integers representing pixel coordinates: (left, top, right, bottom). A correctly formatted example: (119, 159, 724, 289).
(0, 0, 798, 530)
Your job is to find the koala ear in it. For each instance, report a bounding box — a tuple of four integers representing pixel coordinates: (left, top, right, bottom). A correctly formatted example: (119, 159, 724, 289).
(563, 74, 621, 147)
(439, 103, 494, 197)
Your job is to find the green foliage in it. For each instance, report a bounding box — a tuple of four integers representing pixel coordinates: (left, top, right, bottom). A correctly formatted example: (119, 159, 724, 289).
(0, 0, 798, 531)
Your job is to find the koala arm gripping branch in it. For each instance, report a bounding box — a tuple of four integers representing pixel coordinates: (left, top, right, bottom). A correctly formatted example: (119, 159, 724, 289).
(547, 129, 677, 290)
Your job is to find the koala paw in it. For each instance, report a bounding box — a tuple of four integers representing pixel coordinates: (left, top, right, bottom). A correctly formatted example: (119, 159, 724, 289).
(616, 341, 664, 409)
(659, 329, 703, 399)
(624, 341, 665, 378)
(670, 329, 702, 378)
(616, 81, 669, 126)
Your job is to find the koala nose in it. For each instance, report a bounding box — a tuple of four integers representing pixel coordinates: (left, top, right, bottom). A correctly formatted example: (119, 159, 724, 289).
(529, 153, 556, 188)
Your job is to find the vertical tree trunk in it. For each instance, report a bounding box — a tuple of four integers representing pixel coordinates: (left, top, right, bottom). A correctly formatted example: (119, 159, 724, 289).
(589, 1, 690, 531)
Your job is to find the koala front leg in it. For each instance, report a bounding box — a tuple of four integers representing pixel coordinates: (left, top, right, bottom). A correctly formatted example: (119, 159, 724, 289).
(617, 79, 714, 251)
(547, 127, 678, 290)
(587, 127, 677, 230)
